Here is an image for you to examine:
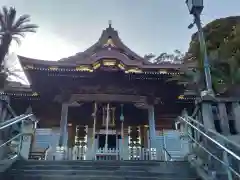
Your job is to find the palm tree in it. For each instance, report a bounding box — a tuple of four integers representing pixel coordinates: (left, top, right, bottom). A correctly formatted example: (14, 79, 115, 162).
(0, 6, 38, 68)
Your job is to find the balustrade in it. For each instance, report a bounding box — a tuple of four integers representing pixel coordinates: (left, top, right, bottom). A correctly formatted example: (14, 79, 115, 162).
(44, 146, 164, 161)
(177, 112, 240, 180)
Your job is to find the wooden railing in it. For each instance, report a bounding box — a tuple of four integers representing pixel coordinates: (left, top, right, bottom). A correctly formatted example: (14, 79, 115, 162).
(44, 147, 172, 161)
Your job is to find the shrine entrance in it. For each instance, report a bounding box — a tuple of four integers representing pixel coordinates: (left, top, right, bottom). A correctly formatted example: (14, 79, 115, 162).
(95, 129, 119, 160)
(98, 134, 116, 149)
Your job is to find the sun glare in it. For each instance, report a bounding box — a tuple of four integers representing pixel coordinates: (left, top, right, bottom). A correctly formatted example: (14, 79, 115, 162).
(7, 29, 84, 85)
(10, 30, 81, 60)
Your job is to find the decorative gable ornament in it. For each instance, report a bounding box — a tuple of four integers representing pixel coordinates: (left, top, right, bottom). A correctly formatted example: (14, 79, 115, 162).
(103, 37, 116, 48)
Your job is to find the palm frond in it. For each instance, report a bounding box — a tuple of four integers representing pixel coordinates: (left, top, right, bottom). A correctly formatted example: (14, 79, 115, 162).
(0, 6, 38, 68)
(12, 32, 25, 37)
(12, 14, 30, 29)
(17, 24, 38, 33)
(0, 7, 38, 36)
(7, 7, 16, 30)
(2, 6, 8, 28)
(0, 10, 7, 31)
(12, 36, 21, 45)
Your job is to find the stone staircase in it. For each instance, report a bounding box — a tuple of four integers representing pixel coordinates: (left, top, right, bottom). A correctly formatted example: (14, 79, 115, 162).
(2, 160, 200, 180)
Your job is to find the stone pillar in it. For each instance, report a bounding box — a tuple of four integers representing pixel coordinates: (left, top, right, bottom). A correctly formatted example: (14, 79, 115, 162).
(148, 105, 156, 149)
(201, 102, 215, 131)
(0, 108, 7, 160)
(217, 103, 230, 135)
(232, 102, 240, 133)
(0, 96, 10, 160)
(201, 101, 221, 170)
(122, 128, 129, 160)
(91, 103, 97, 158)
(20, 121, 35, 159)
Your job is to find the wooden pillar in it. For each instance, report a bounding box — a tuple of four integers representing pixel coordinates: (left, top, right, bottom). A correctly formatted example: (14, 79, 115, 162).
(120, 104, 124, 152)
(148, 105, 156, 149)
(67, 123, 75, 147)
(58, 103, 68, 147)
(104, 103, 110, 150)
(92, 102, 97, 157)
(143, 125, 148, 148)
(115, 133, 118, 150)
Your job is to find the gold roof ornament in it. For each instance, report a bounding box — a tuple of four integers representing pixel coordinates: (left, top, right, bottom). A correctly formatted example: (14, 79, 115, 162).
(103, 37, 116, 47)
(103, 20, 116, 47)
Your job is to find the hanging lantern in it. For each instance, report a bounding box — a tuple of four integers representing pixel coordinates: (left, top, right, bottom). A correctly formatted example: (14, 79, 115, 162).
(120, 104, 124, 121)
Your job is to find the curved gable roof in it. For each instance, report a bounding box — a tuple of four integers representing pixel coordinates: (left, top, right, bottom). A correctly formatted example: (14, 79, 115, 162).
(59, 24, 148, 64)
(18, 24, 194, 70)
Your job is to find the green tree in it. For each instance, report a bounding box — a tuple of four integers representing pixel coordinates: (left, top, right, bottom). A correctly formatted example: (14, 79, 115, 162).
(144, 50, 184, 64)
(0, 6, 38, 68)
(173, 16, 240, 97)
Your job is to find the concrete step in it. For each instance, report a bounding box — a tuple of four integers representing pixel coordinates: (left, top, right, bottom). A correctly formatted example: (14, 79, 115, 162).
(11, 163, 193, 170)
(12, 160, 195, 172)
(11, 165, 196, 176)
(9, 169, 197, 178)
(13, 160, 164, 166)
(3, 160, 200, 180)
(5, 174, 199, 180)
(12, 160, 192, 168)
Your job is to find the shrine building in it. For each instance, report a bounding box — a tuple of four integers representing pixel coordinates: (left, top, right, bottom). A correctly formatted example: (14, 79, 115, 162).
(3, 24, 195, 160)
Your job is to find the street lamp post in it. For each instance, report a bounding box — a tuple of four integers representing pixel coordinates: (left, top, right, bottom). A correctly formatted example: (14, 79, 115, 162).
(186, 0, 214, 97)
(185, 2, 217, 175)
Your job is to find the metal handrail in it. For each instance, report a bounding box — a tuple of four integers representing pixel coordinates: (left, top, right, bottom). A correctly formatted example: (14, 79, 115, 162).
(184, 115, 240, 150)
(179, 115, 240, 178)
(0, 114, 26, 127)
(162, 146, 172, 161)
(0, 112, 36, 161)
(187, 132, 240, 177)
(0, 114, 33, 130)
(179, 116, 240, 161)
(0, 133, 27, 149)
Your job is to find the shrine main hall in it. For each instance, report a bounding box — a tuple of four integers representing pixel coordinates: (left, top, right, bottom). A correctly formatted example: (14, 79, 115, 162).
(4, 24, 195, 159)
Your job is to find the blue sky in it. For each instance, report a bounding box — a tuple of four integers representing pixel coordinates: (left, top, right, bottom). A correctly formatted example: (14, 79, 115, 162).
(1, 0, 240, 60)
